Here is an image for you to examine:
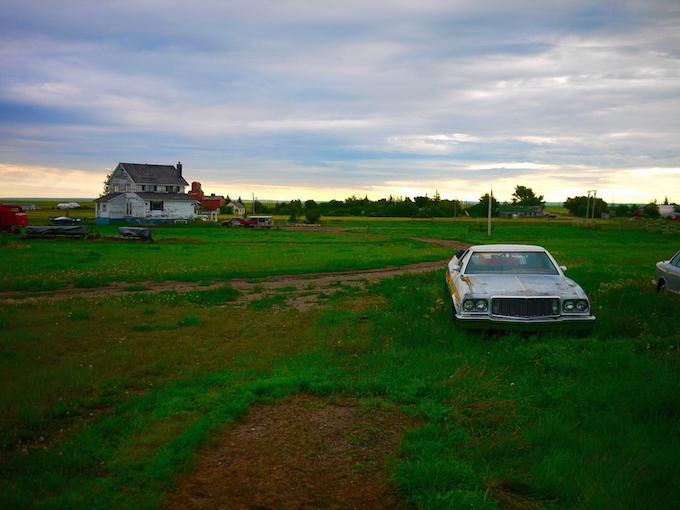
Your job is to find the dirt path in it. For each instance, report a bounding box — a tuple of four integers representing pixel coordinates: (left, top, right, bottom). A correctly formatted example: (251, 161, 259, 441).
(0, 238, 468, 308)
(161, 394, 415, 510)
(0, 260, 450, 305)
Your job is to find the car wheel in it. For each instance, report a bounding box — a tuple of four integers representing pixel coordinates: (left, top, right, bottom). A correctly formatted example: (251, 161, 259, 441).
(657, 279, 666, 293)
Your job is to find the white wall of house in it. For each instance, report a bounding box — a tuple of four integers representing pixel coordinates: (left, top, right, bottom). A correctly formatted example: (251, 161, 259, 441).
(144, 200, 195, 220)
(97, 193, 145, 218)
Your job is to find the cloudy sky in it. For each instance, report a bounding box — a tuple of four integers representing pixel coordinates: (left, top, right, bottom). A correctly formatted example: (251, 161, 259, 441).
(1, 0, 679, 203)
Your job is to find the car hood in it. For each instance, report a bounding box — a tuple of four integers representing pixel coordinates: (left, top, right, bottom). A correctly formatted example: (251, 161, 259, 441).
(458, 274, 587, 298)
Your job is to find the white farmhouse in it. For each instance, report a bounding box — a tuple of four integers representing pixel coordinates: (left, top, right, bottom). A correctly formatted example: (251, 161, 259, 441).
(95, 162, 198, 224)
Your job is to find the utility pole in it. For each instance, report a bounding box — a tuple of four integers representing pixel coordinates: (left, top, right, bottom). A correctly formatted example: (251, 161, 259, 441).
(488, 186, 493, 237)
(585, 189, 596, 224)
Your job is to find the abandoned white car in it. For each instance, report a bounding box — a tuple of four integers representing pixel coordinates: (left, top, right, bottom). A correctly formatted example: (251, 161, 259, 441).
(653, 249, 680, 294)
(446, 244, 595, 329)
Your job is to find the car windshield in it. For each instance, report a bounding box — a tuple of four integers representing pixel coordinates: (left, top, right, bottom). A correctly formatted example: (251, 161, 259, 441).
(464, 251, 559, 275)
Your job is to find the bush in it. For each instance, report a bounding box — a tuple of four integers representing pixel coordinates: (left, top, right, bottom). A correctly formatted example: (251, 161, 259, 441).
(643, 202, 660, 219)
(305, 208, 321, 224)
(614, 204, 630, 217)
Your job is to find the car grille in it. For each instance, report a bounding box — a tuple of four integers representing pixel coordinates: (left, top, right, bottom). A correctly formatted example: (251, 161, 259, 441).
(491, 297, 559, 318)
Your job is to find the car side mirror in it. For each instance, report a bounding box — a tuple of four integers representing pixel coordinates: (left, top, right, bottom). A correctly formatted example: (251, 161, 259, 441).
(560, 265, 567, 271)
(450, 264, 461, 272)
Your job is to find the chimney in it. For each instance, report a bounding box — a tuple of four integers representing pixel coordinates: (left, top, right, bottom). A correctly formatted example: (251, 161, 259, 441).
(177, 161, 182, 177)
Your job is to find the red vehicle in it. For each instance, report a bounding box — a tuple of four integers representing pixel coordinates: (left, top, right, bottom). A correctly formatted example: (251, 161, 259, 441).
(0, 204, 28, 232)
(222, 216, 273, 228)
(222, 218, 251, 227)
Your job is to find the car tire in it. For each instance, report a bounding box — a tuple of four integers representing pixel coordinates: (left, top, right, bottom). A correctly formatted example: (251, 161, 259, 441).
(657, 279, 666, 293)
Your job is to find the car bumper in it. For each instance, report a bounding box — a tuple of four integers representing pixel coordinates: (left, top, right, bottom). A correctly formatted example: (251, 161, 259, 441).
(454, 313, 596, 330)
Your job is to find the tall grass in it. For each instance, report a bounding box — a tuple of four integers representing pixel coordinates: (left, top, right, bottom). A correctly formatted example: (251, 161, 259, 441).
(0, 221, 679, 508)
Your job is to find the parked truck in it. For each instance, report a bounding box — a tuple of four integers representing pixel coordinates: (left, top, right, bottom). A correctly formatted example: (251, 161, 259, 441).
(0, 204, 28, 233)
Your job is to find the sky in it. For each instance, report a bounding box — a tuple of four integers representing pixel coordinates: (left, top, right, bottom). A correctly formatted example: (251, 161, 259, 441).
(1, 0, 679, 204)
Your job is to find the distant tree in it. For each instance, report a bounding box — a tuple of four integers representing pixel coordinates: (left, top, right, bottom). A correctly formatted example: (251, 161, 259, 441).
(663, 196, 669, 205)
(512, 185, 544, 206)
(219, 204, 233, 214)
(283, 199, 303, 221)
(643, 201, 660, 219)
(468, 193, 499, 217)
(563, 196, 608, 218)
(101, 172, 112, 196)
(254, 201, 271, 214)
(305, 208, 321, 224)
(614, 204, 630, 217)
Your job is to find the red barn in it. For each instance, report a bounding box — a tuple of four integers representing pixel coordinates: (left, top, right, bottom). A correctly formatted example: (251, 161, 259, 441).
(201, 193, 225, 211)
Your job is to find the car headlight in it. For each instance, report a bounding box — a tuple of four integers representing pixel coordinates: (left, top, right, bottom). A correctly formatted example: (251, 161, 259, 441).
(463, 299, 488, 312)
(563, 299, 589, 313)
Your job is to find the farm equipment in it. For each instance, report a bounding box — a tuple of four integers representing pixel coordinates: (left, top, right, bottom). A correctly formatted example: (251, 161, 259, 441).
(119, 227, 153, 241)
(0, 204, 28, 233)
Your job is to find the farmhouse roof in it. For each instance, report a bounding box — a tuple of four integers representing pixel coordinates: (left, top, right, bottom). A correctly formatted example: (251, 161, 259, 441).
(118, 163, 188, 186)
(229, 200, 246, 208)
(95, 192, 124, 203)
(499, 204, 544, 212)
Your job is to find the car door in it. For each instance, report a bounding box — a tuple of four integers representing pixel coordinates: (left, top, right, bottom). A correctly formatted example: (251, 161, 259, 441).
(668, 251, 680, 292)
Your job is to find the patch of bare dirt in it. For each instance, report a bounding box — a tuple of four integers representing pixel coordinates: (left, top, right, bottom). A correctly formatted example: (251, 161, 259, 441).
(161, 394, 416, 510)
(411, 237, 470, 250)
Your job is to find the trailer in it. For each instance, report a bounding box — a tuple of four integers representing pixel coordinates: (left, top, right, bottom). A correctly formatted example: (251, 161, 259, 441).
(0, 204, 28, 233)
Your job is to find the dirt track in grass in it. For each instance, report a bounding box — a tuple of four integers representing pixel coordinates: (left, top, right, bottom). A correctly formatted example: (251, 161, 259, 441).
(161, 394, 416, 510)
(0, 238, 468, 308)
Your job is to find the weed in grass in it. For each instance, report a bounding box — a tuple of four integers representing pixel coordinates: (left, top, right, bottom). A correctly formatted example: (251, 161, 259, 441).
(132, 324, 154, 332)
(123, 285, 239, 306)
(125, 284, 151, 292)
(274, 286, 297, 292)
(73, 275, 109, 288)
(67, 310, 90, 321)
(177, 315, 200, 328)
(248, 294, 287, 310)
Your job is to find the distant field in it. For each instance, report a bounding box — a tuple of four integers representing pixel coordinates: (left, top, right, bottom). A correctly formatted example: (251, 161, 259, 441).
(1, 216, 679, 508)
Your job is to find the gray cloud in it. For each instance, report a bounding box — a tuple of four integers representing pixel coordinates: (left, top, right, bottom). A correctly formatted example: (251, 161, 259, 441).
(0, 0, 679, 200)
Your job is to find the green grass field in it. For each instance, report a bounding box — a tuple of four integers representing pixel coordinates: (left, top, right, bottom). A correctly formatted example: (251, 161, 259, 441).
(1, 216, 679, 509)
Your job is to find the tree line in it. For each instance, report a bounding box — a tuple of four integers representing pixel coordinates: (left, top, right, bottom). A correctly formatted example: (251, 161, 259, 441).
(222, 186, 677, 222)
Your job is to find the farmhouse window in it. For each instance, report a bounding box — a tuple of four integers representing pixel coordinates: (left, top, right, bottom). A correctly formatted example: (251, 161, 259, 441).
(102, 204, 107, 211)
(114, 185, 119, 192)
(125, 184, 130, 192)
(150, 201, 164, 211)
